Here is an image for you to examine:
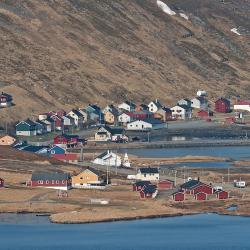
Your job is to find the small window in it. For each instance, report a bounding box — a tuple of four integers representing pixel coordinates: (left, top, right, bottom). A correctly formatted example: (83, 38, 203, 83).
(51, 150, 55, 154)
(56, 180, 59, 184)
(46, 180, 49, 184)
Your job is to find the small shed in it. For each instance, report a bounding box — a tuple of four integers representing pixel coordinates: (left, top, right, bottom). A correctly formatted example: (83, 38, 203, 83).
(215, 98, 231, 113)
(195, 192, 207, 201)
(173, 191, 185, 201)
(133, 181, 151, 191)
(216, 190, 229, 200)
(140, 184, 157, 199)
(158, 179, 174, 190)
(0, 178, 4, 187)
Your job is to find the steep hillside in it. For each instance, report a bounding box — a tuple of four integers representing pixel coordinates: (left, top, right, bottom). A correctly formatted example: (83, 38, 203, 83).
(0, 0, 249, 121)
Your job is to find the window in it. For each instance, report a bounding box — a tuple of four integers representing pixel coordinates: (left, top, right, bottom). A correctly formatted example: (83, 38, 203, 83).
(52, 180, 54, 184)
(38, 180, 43, 184)
(56, 180, 59, 184)
(51, 150, 55, 154)
(46, 180, 49, 184)
(62, 180, 65, 184)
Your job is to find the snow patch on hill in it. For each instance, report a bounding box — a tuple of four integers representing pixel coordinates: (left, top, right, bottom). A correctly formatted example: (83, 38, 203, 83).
(231, 28, 241, 36)
(179, 13, 189, 20)
(156, 0, 176, 16)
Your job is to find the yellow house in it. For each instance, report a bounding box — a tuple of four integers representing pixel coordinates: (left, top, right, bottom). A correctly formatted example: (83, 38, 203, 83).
(0, 135, 16, 146)
(104, 111, 116, 124)
(72, 168, 104, 188)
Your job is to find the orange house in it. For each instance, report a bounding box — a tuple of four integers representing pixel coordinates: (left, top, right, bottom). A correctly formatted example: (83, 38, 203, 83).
(0, 135, 16, 146)
(71, 168, 104, 188)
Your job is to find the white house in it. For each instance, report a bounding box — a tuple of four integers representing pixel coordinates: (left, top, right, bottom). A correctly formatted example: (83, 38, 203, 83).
(191, 97, 208, 110)
(118, 112, 131, 124)
(67, 109, 84, 128)
(127, 119, 166, 131)
(93, 150, 122, 167)
(171, 105, 192, 120)
(118, 101, 136, 112)
(136, 167, 160, 181)
(234, 101, 250, 112)
(148, 99, 162, 113)
(62, 115, 74, 127)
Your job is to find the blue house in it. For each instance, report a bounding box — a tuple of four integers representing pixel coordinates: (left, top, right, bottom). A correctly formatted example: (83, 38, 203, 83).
(48, 145, 66, 156)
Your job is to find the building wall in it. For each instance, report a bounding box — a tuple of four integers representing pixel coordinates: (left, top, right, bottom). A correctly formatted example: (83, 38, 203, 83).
(72, 172, 101, 186)
(136, 173, 159, 181)
(173, 193, 185, 201)
(127, 121, 152, 131)
(30, 180, 71, 190)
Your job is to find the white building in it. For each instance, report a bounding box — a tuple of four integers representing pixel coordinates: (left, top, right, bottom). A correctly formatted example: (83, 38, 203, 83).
(234, 101, 250, 112)
(136, 167, 159, 181)
(148, 99, 162, 113)
(118, 101, 136, 112)
(67, 109, 84, 127)
(118, 112, 131, 124)
(127, 119, 166, 131)
(93, 150, 122, 167)
(191, 97, 208, 110)
(171, 105, 192, 120)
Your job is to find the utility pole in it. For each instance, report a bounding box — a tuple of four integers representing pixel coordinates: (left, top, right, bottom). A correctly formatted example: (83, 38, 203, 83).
(147, 130, 150, 143)
(183, 166, 186, 183)
(174, 170, 177, 187)
(106, 165, 109, 185)
(227, 168, 230, 183)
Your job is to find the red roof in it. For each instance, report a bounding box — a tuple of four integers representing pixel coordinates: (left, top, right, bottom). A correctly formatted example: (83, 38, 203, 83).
(237, 100, 250, 105)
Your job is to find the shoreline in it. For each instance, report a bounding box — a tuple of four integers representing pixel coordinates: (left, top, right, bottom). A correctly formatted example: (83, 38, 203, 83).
(1, 210, 250, 225)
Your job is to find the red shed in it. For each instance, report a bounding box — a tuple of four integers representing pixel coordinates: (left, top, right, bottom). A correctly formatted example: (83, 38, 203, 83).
(0, 178, 4, 188)
(193, 184, 213, 195)
(173, 191, 185, 201)
(215, 98, 231, 113)
(140, 184, 157, 199)
(158, 179, 174, 190)
(195, 192, 207, 201)
(52, 153, 79, 164)
(54, 134, 79, 146)
(133, 181, 151, 191)
(216, 190, 229, 200)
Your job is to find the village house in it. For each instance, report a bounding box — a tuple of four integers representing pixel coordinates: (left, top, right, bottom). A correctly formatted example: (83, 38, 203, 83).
(136, 167, 159, 181)
(191, 97, 208, 110)
(48, 145, 66, 156)
(93, 150, 122, 167)
(72, 168, 105, 189)
(118, 112, 132, 124)
(118, 101, 136, 112)
(16, 119, 38, 136)
(27, 172, 71, 190)
(53, 134, 80, 148)
(155, 107, 172, 122)
(86, 104, 103, 122)
(62, 115, 74, 128)
(148, 99, 162, 113)
(78, 109, 88, 123)
(0, 178, 4, 188)
(50, 115, 64, 131)
(127, 118, 166, 131)
(172, 191, 185, 201)
(0, 135, 16, 146)
(171, 105, 192, 120)
(140, 184, 158, 199)
(103, 105, 119, 125)
(67, 109, 84, 128)
(195, 192, 207, 201)
(135, 103, 149, 112)
(133, 181, 151, 191)
(215, 190, 229, 200)
(177, 98, 192, 108)
(215, 98, 231, 113)
(0, 92, 13, 107)
(94, 126, 127, 142)
(180, 180, 214, 195)
(197, 110, 213, 120)
(234, 100, 250, 112)
(52, 153, 79, 164)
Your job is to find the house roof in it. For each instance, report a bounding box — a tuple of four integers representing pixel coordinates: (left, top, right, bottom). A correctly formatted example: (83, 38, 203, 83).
(139, 167, 159, 174)
(31, 172, 70, 181)
(84, 168, 101, 177)
(180, 180, 200, 189)
(142, 184, 157, 194)
(143, 118, 164, 125)
(0, 92, 12, 100)
(216, 97, 230, 104)
(22, 145, 48, 153)
(101, 125, 124, 135)
(70, 109, 83, 117)
(16, 119, 37, 127)
(134, 181, 151, 187)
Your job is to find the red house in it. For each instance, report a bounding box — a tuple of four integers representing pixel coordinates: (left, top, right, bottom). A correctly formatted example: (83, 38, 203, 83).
(173, 191, 185, 201)
(0, 178, 4, 188)
(127, 111, 153, 120)
(158, 179, 174, 190)
(140, 184, 158, 199)
(195, 192, 207, 201)
(215, 98, 231, 113)
(53, 134, 79, 146)
(28, 172, 71, 190)
(133, 181, 151, 191)
(193, 183, 213, 195)
(216, 190, 229, 200)
(50, 115, 64, 131)
(0, 92, 13, 107)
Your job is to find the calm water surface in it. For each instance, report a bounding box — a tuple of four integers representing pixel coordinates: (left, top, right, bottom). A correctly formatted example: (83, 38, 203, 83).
(125, 146, 250, 160)
(1, 213, 250, 250)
